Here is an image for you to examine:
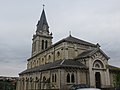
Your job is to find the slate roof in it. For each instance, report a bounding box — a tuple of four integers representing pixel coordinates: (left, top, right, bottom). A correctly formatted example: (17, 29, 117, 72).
(36, 9, 49, 31)
(109, 65, 120, 70)
(20, 59, 87, 75)
(77, 49, 95, 58)
(76, 48, 110, 60)
(109, 65, 120, 72)
(63, 35, 96, 47)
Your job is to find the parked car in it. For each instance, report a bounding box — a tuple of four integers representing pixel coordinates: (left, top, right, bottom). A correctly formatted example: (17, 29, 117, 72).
(77, 88, 101, 90)
(115, 85, 120, 90)
(69, 84, 89, 90)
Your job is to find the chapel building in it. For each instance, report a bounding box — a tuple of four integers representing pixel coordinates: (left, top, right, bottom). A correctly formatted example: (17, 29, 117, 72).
(17, 8, 119, 90)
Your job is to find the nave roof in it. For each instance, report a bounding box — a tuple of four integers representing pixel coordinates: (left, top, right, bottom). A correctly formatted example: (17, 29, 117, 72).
(20, 59, 87, 75)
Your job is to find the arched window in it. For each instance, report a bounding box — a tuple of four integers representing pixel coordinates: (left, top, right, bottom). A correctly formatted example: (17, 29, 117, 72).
(43, 76, 46, 82)
(57, 51, 60, 59)
(42, 40, 44, 50)
(71, 73, 75, 83)
(93, 60, 104, 68)
(67, 73, 70, 83)
(48, 55, 51, 60)
(45, 40, 48, 49)
(55, 74, 57, 82)
(26, 77, 28, 82)
(37, 60, 39, 66)
(57, 51, 60, 56)
(36, 77, 39, 82)
(95, 64, 100, 68)
(42, 58, 44, 64)
(52, 74, 54, 82)
(30, 77, 33, 82)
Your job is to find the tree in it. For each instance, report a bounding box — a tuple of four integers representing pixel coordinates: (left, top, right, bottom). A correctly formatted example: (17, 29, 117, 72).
(116, 72, 120, 86)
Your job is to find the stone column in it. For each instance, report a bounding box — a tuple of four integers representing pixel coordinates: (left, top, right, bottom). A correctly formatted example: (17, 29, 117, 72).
(106, 68, 110, 87)
(22, 80, 24, 90)
(19, 80, 22, 90)
(89, 58, 94, 87)
(16, 80, 20, 90)
(36, 40, 40, 53)
(77, 70, 80, 84)
(60, 70, 65, 90)
(58, 69, 61, 89)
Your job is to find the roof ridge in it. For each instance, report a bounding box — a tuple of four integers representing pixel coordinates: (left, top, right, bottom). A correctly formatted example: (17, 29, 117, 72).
(64, 35, 96, 46)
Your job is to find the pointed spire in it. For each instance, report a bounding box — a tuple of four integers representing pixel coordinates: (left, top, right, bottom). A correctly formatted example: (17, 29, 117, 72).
(36, 6, 49, 32)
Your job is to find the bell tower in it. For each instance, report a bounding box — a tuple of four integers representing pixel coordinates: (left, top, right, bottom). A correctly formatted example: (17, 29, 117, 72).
(32, 7, 53, 56)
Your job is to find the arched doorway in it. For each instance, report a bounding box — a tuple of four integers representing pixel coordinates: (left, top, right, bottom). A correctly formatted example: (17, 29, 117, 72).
(95, 72, 101, 88)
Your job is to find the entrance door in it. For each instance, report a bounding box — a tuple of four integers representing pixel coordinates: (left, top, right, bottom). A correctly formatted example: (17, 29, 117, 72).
(95, 72, 101, 88)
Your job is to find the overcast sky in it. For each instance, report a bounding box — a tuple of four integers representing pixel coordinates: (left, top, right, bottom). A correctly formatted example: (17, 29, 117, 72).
(0, 0, 120, 77)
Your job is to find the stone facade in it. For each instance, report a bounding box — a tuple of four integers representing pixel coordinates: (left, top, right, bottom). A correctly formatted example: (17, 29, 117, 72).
(17, 8, 120, 90)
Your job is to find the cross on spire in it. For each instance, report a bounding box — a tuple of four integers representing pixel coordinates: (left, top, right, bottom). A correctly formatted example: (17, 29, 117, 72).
(43, 4, 45, 9)
(69, 31, 72, 37)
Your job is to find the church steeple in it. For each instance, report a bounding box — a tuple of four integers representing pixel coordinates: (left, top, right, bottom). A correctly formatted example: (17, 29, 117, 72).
(36, 8, 49, 33)
(32, 7, 53, 56)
